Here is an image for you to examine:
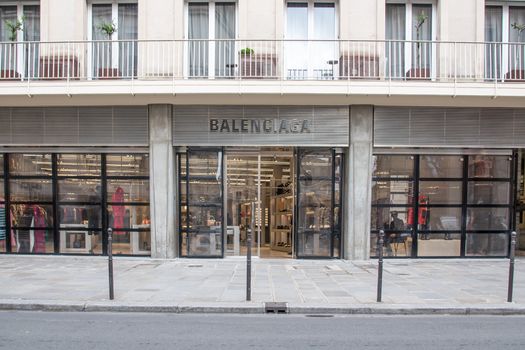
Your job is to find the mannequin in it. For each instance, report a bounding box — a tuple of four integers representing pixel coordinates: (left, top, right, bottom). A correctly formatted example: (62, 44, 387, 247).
(111, 187, 125, 234)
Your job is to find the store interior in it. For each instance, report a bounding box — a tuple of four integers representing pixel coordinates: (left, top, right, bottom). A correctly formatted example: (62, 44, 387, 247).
(225, 147, 294, 258)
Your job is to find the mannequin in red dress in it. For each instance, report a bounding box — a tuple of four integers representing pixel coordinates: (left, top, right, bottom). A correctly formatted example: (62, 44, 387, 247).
(112, 187, 125, 234)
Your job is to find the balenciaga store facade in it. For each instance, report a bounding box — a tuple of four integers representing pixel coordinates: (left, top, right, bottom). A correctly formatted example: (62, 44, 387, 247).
(0, 104, 523, 260)
(172, 106, 349, 259)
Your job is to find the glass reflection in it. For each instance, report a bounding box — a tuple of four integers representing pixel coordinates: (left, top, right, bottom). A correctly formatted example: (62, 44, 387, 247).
(420, 156, 463, 178)
(372, 181, 413, 205)
(59, 205, 101, 229)
(59, 229, 101, 254)
(419, 181, 462, 204)
(468, 182, 510, 205)
(107, 179, 149, 203)
(299, 150, 332, 178)
(57, 154, 101, 176)
(466, 233, 508, 256)
(106, 154, 149, 177)
(468, 155, 510, 178)
(10, 179, 53, 202)
(188, 179, 222, 204)
(9, 154, 52, 176)
(188, 231, 222, 256)
(467, 207, 509, 230)
(111, 230, 150, 255)
(373, 155, 414, 178)
(418, 233, 461, 257)
(58, 179, 101, 202)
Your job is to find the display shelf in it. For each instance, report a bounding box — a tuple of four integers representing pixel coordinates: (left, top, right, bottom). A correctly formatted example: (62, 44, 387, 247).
(270, 185, 294, 254)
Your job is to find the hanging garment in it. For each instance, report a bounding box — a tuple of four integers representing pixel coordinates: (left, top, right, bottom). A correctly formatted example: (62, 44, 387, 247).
(32, 206, 47, 253)
(0, 206, 5, 241)
(112, 187, 126, 235)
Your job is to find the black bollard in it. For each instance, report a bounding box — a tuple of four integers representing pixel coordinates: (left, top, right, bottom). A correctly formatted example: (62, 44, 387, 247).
(246, 203, 254, 301)
(377, 230, 385, 303)
(108, 228, 114, 300)
(508, 231, 517, 303)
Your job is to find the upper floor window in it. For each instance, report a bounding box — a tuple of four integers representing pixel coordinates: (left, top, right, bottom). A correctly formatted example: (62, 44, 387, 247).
(186, 1, 236, 77)
(385, 1, 436, 79)
(285, 1, 337, 79)
(0, 2, 39, 79)
(485, 3, 525, 80)
(88, 1, 137, 78)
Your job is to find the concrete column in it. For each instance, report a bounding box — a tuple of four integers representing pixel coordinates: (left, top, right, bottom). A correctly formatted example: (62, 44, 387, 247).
(149, 104, 176, 259)
(344, 105, 374, 260)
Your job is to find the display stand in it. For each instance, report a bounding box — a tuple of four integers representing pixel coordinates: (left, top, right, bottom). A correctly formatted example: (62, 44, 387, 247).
(131, 224, 151, 255)
(59, 223, 91, 253)
(270, 194, 293, 253)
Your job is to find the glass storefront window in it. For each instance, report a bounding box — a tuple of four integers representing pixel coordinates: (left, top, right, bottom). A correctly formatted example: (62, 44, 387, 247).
(108, 205, 150, 229)
(372, 180, 413, 205)
(420, 155, 464, 178)
(299, 152, 332, 178)
(467, 181, 510, 205)
(106, 154, 149, 177)
(57, 154, 101, 176)
(466, 233, 508, 256)
(107, 179, 149, 203)
(468, 155, 511, 178)
(59, 205, 101, 228)
(111, 230, 150, 255)
(373, 155, 414, 179)
(11, 228, 54, 254)
(9, 154, 52, 176)
(0, 153, 150, 256)
(372, 153, 512, 258)
(420, 207, 462, 231)
(188, 179, 222, 204)
(10, 204, 53, 227)
(10, 179, 53, 202)
(58, 179, 101, 202)
(467, 207, 509, 231)
(418, 181, 462, 204)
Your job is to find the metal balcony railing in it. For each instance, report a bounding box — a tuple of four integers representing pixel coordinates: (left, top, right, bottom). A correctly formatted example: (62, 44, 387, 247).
(0, 39, 524, 83)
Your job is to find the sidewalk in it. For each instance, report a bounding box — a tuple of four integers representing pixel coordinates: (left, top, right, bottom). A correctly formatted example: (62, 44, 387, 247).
(1, 255, 524, 315)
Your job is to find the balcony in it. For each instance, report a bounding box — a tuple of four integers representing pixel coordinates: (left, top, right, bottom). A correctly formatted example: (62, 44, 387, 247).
(1, 39, 525, 101)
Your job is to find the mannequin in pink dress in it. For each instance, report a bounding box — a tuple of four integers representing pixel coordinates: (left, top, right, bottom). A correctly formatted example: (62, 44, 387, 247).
(111, 187, 125, 235)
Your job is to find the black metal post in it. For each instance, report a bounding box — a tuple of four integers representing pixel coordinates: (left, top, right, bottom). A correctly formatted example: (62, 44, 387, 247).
(377, 230, 384, 303)
(508, 231, 517, 303)
(246, 202, 253, 301)
(108, 228, 114, 300)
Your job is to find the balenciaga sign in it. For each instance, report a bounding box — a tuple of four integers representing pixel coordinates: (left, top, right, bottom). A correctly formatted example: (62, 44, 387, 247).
(209, 118, 311, 134)
(173, 106, 349, 146)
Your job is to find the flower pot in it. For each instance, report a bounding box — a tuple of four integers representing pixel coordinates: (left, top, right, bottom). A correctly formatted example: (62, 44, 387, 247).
(97, 67, 120, 79)
(0, 69, 20, 80)
(239, 54, 276, 79)
(406, 67, 430, 80)
(505, 69, 525, 82)
(40, 56, 80, 80)
(339, 54, 379, 80)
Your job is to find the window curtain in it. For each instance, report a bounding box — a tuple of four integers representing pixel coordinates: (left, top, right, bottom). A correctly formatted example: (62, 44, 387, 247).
(118, 3, 138, 77)
(0, 6, 17, 75)
(313, 3, 335, 79)
(509, 7, 525, 73)
(485, 6, 502, 80)
(23, 5, 40, 78)
(188, 3, 209, 77)
(411, 4, 432, 71)
(215, 3, 235, 77)
(386, 4, 405, 78)
(92, 4, 112, 77)
(286, 3, 308, 79)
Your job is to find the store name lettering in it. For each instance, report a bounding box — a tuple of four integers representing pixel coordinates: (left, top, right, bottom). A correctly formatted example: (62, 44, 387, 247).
(209, 119, 311, 134)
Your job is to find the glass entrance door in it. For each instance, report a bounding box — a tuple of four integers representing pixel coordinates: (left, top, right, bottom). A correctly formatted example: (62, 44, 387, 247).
(296, 148, 343, 258)
(180, 148, 224, 257)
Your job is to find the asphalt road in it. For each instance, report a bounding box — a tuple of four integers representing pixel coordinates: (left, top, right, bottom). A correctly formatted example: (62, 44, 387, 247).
(0, 311, 524, 350)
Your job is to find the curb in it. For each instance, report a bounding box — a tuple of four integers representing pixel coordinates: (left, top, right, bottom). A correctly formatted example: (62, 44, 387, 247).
(1, 300, 525, 315)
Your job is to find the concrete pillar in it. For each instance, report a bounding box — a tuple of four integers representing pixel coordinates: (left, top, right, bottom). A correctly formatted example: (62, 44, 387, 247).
(344, 105, 374, 260)
(149, 104, 176, 259)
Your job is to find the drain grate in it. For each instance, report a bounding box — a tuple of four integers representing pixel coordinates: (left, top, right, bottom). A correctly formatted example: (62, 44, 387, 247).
(264, 302, 288, 314)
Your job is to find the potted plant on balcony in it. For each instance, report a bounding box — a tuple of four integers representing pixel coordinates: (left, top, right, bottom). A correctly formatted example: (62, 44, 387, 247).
(507, 22, 525, 81)
(2, 16, 24, 79)
(407, 11, 430, 79)
(96, 21, 119, 78)
(238, 47, 276, 79)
